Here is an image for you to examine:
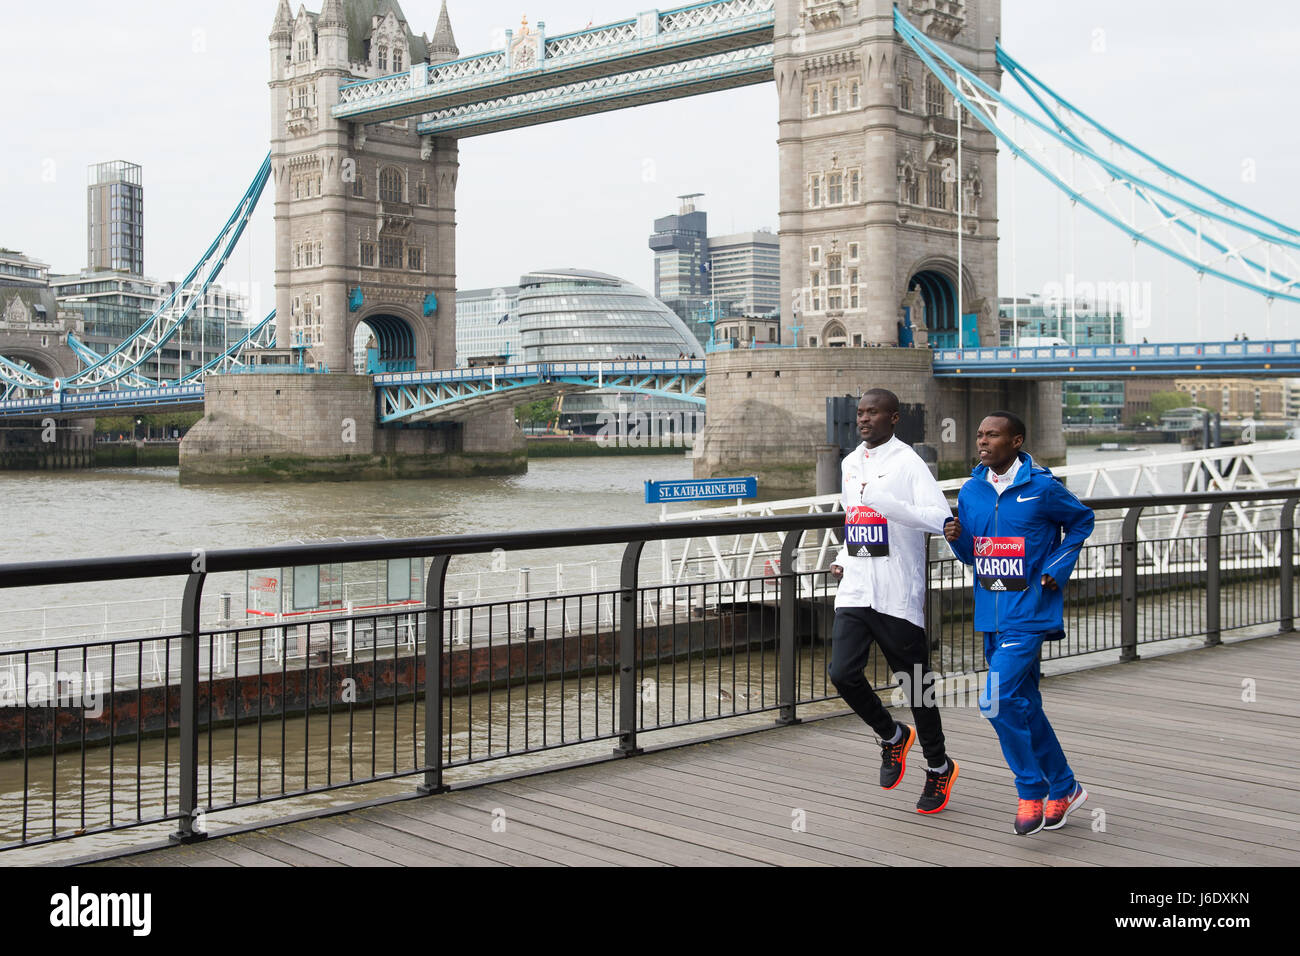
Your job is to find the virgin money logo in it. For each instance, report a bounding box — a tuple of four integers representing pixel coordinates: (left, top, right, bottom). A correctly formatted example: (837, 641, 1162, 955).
(974, 536, 1024, 556)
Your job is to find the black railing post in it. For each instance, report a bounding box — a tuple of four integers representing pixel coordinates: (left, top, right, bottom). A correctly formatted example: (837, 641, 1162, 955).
(419, 555, 452, 795)
(1279, 497, 1300, 633)
(171, 571, 207, 844)
(1120, 505, 1141, 662)
(777, 530, 803, 725)
(1206, 501, 1226, 646)
(615, 540, 645, 756)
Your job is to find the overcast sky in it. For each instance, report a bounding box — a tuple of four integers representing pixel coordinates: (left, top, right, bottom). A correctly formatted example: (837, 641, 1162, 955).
(2, 1, 1297, 341)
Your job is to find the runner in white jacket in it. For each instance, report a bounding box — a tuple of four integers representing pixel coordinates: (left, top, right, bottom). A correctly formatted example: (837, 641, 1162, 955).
(828, 388, 959, 813)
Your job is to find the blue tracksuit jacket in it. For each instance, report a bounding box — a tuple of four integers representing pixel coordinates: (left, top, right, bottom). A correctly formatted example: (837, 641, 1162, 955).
(948, 452, 1095, 636)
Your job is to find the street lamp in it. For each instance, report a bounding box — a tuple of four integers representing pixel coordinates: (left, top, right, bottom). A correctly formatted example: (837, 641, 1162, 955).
(134, 417, 143, 441)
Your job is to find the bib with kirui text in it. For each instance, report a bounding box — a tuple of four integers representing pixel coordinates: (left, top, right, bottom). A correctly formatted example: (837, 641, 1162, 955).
(975, 536, 1027, 590)
(846, 506, 889, 557)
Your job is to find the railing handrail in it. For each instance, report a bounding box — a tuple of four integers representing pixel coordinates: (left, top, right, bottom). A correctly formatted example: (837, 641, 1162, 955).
(3, 488, 1298, 590)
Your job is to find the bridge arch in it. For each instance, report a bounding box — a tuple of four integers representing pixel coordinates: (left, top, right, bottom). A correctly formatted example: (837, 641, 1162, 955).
(0, 345, 74, 381)
(352, 308, 422, 374)
(904, 259, 975, 349)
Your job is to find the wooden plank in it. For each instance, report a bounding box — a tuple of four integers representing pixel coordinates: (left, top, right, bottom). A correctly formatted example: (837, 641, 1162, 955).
(198, 837, 292, 868)
(491, 780, 839, 867)
(352, 807, 552, 867)
(221, 832, 345, 867)
(449, 788, 763, 867)
(388, 799, 637, 867)
(262, 824, 402, 867)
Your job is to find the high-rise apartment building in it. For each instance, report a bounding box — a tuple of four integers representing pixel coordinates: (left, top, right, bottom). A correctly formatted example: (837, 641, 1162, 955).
(87, 161, 144, 275)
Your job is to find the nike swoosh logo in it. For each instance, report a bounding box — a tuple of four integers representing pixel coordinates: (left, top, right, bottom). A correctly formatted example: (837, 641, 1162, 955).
(1016, 495, 1040, 502)
(1000, 642, 1021, 648)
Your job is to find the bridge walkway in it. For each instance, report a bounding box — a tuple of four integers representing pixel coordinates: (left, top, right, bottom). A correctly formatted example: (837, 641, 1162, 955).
(94, 635, 1298, 867)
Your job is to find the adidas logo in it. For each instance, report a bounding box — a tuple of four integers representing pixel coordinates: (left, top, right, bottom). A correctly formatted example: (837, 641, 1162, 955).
(989, 580, 1007, 591)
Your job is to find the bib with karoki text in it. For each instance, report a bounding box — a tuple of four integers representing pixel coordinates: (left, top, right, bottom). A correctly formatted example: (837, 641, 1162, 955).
(975, 536, 1027, 590)
(845, 506, 889, 557)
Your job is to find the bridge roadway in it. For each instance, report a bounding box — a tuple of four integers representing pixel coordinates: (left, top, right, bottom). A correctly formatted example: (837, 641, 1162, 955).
(6, 339, 1300, 422)
(90, 634, 1298, 867)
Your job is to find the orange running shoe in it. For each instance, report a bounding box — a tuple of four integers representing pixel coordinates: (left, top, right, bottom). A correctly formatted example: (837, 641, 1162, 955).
(916, 759, 959, 814)
(1014, 798, 1045, 835)
(1044, 783, 1088, 830)
(879, 722, 916, 790)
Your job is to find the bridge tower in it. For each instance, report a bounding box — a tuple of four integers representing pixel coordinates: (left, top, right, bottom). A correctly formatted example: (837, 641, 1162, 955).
(180, 1, 524, 482)
(268, 0, 458, 374)
(696, 0, 1064, 487)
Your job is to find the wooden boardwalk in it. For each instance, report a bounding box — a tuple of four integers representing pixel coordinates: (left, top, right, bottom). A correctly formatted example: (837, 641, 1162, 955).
(99, 635, 1299, 867)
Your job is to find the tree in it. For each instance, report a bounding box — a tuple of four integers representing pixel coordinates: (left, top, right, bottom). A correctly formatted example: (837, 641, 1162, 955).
(515, 398, 558, 428)
(1148, 390, 1192, 421)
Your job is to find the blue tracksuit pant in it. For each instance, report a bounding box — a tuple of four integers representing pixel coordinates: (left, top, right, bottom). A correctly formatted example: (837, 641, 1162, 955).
(982, 631, 1076, 800)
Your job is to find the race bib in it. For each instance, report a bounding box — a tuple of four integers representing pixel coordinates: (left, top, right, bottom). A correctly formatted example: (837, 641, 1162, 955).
(845, 506, 889, 557)
(975, 537, 1027, 590)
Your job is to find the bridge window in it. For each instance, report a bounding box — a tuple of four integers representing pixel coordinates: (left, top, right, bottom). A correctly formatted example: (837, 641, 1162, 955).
(850, 80, 860, 108)
(926, 76, 945, 116)
(849, 169, 860, 203)
(360, 242, 375, 267)
(377, 46, 388, 72)
(297, 40, 308, 62)
(927, 165, 947, 209)
(394, 50, 403, 72)
(899, 79, 911, 111)
(417, 182, 429, 205)
(315, 241, 323, 266)
(380, 237, 403, 269)
(904, 170, 920, 205)
(810, 174, 821, 207)
(827, 255, 842, 287)
(810, 86, 820, 115)
(811, 271, 821, 311)
(809, 246, 821, 264)
(849, 269, 860, 308)
(407, 247, 423, 271)
(379, 167, 404, 203)
(848, 242, 859, 261)
(830, 84, 840, 111)
(828, 172, 843, 204)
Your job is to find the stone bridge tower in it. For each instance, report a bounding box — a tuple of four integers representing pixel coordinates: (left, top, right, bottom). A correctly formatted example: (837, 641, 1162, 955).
(776, 0, 1000, 349)
(179, 2, 524, 482)
(268, 0, 459, 374)
(696, 0, 1065, 487)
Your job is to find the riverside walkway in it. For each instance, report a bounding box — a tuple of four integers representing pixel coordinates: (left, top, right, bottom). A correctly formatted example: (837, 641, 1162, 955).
(94, 634, 1298, 867)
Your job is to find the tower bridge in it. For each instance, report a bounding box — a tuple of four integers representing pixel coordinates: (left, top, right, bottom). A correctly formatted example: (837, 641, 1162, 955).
(4, 0, 1299, 484)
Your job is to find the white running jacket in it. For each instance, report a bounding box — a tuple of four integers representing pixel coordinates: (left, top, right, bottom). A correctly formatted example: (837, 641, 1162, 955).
(832, 436, 955, 628)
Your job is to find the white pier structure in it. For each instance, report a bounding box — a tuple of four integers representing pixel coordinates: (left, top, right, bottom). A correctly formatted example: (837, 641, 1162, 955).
(659, 440, 1300, 594)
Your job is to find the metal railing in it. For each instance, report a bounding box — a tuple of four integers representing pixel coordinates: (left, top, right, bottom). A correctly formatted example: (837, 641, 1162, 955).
(0, 489, 1296, 854)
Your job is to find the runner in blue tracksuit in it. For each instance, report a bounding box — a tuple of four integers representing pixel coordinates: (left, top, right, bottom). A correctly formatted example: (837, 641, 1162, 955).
(945, 411, 1094, 835)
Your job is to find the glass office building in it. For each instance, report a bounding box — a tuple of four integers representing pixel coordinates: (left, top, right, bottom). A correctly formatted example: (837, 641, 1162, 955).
(52, 273, 251, 381)
(515, 267, 704, 431)
(455, 286, 520, 366)
(649, 194, 710, 303)
(999, 294, 1126, 424)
